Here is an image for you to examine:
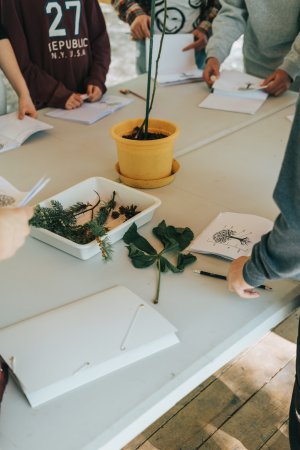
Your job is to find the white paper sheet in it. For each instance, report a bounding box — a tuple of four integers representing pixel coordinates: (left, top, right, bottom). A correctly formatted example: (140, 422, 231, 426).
(46, 95, 132, 124)
(0, 286, 179, 407)
(190, 212, 273, 260)
(199, 70, 268, 114)
(0, 112, 53, 153)
(0, 176, 50, 207)
(146, 34, 203, 85)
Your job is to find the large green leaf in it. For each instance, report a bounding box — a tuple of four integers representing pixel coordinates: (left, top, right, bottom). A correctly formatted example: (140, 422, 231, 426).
(126, 243, 157, 268)
(177, 253, 197, 271)
(123, 223, 157, 255)
(152, 220, 194, 251)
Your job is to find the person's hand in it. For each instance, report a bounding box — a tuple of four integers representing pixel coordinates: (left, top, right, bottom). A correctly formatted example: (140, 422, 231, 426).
(227, 256, 260, 299)
(130, 15, 151, 40)
(0, 206, 33, 261)
(87, 84, 103, 102)
(18, 92, 37, 119)
(203, 57, 220, 87)
(65, 93, 83, 110)
(182, 29, 208, 52)
(261, 69, 292, 96)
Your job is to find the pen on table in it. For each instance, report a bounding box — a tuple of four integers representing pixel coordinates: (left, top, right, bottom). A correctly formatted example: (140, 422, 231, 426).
(119, 88, 146, 101)
(193, 270, 272, 291)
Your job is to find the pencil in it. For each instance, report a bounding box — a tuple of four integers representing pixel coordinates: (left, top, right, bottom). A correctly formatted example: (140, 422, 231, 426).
(193, 270, 272, 291)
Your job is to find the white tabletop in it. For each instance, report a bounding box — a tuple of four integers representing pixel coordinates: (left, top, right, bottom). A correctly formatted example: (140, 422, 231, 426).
(0, 81, 299, 450)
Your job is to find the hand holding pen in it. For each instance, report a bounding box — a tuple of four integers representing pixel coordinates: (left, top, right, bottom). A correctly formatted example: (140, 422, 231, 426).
(193, 257, 272, 299)
(227, 256, 271, 298)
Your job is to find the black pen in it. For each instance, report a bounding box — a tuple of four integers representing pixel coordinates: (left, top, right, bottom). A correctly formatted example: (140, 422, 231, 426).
(193, 270, 272, 291)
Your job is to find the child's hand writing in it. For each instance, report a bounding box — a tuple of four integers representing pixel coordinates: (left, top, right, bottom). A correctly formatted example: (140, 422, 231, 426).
(87, 85, 102, 102)
(65, 93, 83, 110)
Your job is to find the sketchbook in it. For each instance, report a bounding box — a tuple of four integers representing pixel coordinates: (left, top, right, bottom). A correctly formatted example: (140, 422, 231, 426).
(0, 112, 53, 153)
(46, 95, 132, 124)
(199, 70, 268, 114)
(189, 212, 273, 260)
(146, 34, 203, 86)
(0, 286, 179, 407)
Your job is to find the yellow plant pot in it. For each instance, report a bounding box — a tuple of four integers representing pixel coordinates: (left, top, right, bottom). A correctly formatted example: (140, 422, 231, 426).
(111, 118, 179, 182)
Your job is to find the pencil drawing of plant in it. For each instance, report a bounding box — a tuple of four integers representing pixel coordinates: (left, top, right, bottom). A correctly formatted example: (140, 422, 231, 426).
(212, 229, 251, 246)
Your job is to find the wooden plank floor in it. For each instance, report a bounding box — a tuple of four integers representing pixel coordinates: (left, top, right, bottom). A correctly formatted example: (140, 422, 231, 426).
(123, 308, 300, 450)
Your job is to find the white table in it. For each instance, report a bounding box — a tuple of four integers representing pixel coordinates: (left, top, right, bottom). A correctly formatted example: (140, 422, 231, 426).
(0, 82, 299, 450)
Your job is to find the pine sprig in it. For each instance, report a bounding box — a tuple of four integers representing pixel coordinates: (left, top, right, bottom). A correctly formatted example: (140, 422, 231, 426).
(30, 191, 138, 261)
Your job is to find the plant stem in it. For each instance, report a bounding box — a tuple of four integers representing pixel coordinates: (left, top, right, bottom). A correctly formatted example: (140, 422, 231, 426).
(144, 0, 156, 138)
(153, 257, 161, 304)
(74, 191, 101, 219)
(138, 0, 167, 139)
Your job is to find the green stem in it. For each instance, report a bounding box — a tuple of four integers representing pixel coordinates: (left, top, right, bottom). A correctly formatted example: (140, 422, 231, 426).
(153, 257, 161, 304)
(148, 0, 167, 114)
(144, 0, 156, 138)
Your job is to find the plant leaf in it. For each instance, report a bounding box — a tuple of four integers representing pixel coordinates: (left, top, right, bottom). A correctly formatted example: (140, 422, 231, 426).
(177, 253, 197, 271)
(126, 243, 157, 268)
(123, 223, 157, 255)
(160, 255, 181, 273)
(152, 220, 194, 251)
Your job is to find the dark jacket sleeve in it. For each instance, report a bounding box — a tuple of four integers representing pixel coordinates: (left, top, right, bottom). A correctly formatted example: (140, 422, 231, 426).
(198, 0, 222, 37)
(0, 23, 7, 39)
(112, 0, 149, 25)
(243, 97, 300, 286)
(0, 1, 73, 109)
(83, 0, 111, 94)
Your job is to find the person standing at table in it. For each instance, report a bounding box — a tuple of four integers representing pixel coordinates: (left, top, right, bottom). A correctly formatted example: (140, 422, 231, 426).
(112, 0, 221, 74)
(0, 0, 111, 110)
(0, 24, 36, 118)
(227, 97, 300, 449)
(203, 0, 300, 96)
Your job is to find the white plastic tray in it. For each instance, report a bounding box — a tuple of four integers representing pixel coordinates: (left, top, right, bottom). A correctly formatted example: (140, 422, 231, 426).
(30, 177, 161, 259)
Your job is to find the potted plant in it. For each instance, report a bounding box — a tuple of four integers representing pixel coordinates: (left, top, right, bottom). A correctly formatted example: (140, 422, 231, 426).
(111, 0, 180, 188)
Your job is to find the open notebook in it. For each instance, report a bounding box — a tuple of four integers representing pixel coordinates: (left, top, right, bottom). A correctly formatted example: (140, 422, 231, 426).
(190, 212, 273, 260)
(0, 112, 53, 153)
(146, 34, 203, 86)
(0, 286, 179, 407)
(199, 70, 268, 114)
(46, 95, 132, 124)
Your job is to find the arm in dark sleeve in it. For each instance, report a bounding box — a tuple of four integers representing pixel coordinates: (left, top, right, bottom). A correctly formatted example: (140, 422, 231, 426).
(111, 0, 148, 25)
(244, 97, 300, 286)
(197, 1, 222, 37)
(83, 0, 111, 94)
(0, 2, 72, 109)
(0, 23, 7, 39)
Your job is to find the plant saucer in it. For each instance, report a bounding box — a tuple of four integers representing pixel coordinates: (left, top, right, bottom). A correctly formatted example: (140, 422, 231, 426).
(116, 159, 180, 189)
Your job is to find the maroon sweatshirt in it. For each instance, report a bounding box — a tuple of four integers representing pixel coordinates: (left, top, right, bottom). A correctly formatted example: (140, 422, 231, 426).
(0, 0, 111, 109)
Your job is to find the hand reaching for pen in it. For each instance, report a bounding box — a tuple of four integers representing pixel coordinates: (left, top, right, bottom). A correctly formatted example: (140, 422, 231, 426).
(261, 69, 292, 96)
(130, 15, 151, 40)
(87, 84, 103, 102)
(182, 30, 208, 52)
(227, 256, 260, 299)
(203, 57, 220, 87)
(65, 93, 83, 110)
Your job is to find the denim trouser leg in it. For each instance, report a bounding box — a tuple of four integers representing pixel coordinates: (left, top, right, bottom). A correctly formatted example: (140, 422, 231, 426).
(136, 40, 146, 75)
